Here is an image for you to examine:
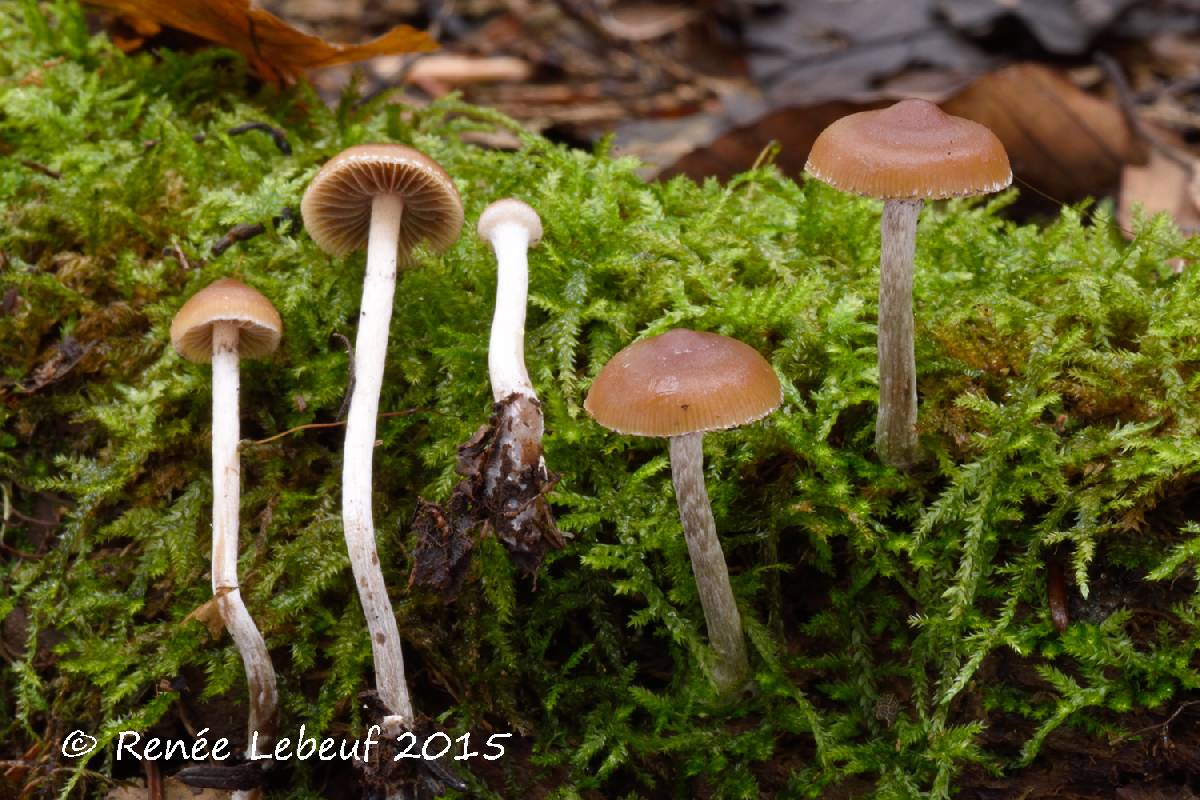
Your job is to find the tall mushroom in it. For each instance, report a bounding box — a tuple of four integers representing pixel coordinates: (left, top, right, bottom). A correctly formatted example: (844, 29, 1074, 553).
(301, 144, 463, 727)
(806, 99, 1010, 469)
(584, 329, 781, 695)
(170, 278, 282, 781)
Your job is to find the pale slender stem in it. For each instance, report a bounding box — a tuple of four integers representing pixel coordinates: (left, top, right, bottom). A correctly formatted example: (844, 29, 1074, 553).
(483, 221, 546, 493)
(343, 193, 414, 725)
(486, 223, 535, 403)
(668, 432, 749, 695)
(876, 198, 923, 469)
(210, 322, 278, 779)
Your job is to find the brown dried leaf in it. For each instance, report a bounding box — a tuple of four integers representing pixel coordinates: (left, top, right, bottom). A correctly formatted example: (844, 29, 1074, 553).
(942, 63, 1144, 203)
(408, 498, 474, 602)
(1118, 146, 1200, 235)
(660, 63, 1142, 204)
(455, 395, 564, 575)
(84, 0, 436, 83)
(182, 589, 229, 639)
(410, 395, 564, 583)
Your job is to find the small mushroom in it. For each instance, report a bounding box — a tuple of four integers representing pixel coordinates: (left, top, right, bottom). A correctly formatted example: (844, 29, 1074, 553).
(471, 197, 562, 573)
(301, 144, 463, 727)
(170, 278, 282, 773)
(478, 198, 542, 406)
(585, 329, 782, 695)
(806, 99, 1010, 469)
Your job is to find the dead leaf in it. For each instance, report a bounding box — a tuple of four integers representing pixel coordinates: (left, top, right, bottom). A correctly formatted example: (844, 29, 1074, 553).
(408, 498, 474, 602)
(13, 337, 94, 393)
(411, 395, 564, 581)
(942, 63, 1144, 202)
(1118, 146, 1200, 235)
(655, 63, 1143, 206)
(938, 0, 1136, 55)
(182, 590, 229, 639)
(598, 4, 701, 42)
(743, 0, 990, 107)
(84, 0, 436, 83)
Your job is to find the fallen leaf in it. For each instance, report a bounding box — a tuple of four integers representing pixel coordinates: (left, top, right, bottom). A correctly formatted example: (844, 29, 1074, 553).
(655, 63, 1143, 205)
(84, 0, 436, 83)
(182, 590, 229, 640)
(598, 4, 701, 42)
(938, 0, 1136, 55)
(942, 63, 1144, 202)
(743, 0, 990, 107)
(1118, 145, 1200, 235)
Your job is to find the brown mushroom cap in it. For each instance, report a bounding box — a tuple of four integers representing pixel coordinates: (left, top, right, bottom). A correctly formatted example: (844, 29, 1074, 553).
(584, 329, 782, 438)
(170, 278, 282, 363)
(301, 143, 464, 258)
(805, 99, 1011, 200)
(477, 198, 543, 246)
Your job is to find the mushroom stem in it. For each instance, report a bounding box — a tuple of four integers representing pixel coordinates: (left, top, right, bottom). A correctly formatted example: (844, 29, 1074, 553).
(486, 222, 535, 403)
(210, 321, 278, 768)
(668, 431, 749, 695)
(342, 192, 414, 725)
(876, 198, 923, 470)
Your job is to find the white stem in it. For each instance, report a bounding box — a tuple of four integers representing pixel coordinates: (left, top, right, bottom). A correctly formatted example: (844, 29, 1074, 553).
(210, 322, 278, 771)
(668, 432, 749, 695)
(876, 198, 922, 470)
(343, 193, 414, 725)
(486, 223, 535, 403)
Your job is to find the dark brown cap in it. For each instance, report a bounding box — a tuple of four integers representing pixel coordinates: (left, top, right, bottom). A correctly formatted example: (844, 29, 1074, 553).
(584, 329, 781, 437)
(806, 99, 1011, 200)
(170, 278, 282, 363)
(301, 143, 464, 257)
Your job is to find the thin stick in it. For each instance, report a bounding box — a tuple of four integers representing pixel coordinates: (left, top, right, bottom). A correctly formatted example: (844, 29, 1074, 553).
(245, 409, 430, 447)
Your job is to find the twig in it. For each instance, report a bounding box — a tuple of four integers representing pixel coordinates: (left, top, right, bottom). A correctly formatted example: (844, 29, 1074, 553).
(19, 160, 61, 179)
(227, 122, 292, 155)
(245, 408, 431, 447)
(0, 541, 44, 559)
(211, 223, 265, 256)
(210, 207, 297, 255)
(161, 243, 194, 270)
(1096, 52, 1195, 174)
(193, 121, 292, 155)
(1111, 700, 1200, 744)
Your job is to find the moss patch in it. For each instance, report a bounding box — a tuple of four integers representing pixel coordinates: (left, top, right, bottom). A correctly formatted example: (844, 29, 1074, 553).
(2, 1, 1200, 797)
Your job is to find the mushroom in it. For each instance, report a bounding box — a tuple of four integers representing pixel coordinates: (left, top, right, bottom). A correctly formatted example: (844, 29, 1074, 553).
(301, 144, 463, 727)
(584, 329, 782, 694)
(478, 198, 542, 407)
(170, 277, 282, 775)
(806, 99, 1010, 469)
(469, 197, 564, 572)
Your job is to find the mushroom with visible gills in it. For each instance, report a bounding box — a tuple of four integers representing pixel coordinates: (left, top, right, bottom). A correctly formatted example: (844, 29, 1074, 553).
(806, 99, 1010, 469)
(301, 144, 464, 727)
(585, 329, 782, 695)
(170, 277, 282, 789)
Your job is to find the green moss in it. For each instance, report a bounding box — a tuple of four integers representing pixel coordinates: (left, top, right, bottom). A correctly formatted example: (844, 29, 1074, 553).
(2, 1, 1199, 797)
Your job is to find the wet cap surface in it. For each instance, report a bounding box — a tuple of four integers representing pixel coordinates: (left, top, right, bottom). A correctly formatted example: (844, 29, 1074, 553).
(584, 329, 782, 437)
(170, 278, 282, 363)
(301, 143, 464, 257)
(805, 99, 1011, 200)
